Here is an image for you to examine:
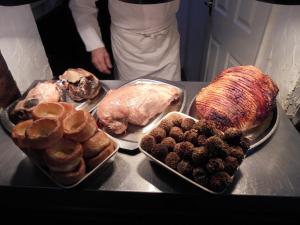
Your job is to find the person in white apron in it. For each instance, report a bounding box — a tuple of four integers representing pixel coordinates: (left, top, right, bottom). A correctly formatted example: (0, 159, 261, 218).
(69, 0, 181, 81)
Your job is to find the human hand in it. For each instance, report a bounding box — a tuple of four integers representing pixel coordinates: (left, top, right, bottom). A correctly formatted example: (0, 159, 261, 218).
(91, 47, 112, 74)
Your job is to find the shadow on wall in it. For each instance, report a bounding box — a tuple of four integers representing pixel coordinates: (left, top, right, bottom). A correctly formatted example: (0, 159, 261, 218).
(177, 0, 210, 81)
(35, 0, 114, 80)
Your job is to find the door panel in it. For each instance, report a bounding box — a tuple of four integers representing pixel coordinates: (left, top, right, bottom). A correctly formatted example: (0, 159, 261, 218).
(206, 36, 220, 79)
(215, 0, 229, 16)
(225, 52, 240, 68)
(234, 0, 256, 33)
(204, 0, 271, 81)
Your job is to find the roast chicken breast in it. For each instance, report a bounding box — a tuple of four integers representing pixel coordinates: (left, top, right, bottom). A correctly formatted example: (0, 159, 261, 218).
(195, 65, 279, 131)
(97, 83, 180, 134)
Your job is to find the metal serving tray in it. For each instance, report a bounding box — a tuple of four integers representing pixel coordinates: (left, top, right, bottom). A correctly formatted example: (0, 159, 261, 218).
(25, 132, 119, 189)
(0, 80, 109, 134)
(139, 112, 240, 195)
(186, 96, 279, 154)
(67, 82, 109, 113)
(93, 78, 187, 150)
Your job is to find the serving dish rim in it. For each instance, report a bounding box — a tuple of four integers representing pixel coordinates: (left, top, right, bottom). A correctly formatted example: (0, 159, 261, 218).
(138, 111, 238, 195)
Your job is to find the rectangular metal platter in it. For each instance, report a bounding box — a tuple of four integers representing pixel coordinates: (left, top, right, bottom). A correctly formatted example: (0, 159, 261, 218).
(138, 111, 239, 195)
(0, 80, 109, 134)
(24, 132, 119, 189)
(92, 78, 187, 150)
(186, 96, 279, 155)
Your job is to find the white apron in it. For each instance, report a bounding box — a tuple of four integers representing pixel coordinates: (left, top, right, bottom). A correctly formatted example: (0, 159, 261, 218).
(109, 0, 181, 81)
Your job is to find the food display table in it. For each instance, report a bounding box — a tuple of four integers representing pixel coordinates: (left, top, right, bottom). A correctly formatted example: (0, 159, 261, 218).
(1, 81, 300, 221)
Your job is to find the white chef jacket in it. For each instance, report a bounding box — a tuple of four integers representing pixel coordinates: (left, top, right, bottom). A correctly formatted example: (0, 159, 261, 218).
(69, 0, 181, 81)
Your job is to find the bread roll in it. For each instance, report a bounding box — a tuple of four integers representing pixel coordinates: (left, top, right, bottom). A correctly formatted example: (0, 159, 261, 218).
(51, 158, 86, 186)
(82, 130, 111, 159)
(32, 102, 65, 122)
(86, 142, 115, 169)
(59, 102, 76, 117)
(11, 119, 33, 149)
(25, 118, 63, 149)
(63, 110, 97, 142)
(44, 138, 83, 172)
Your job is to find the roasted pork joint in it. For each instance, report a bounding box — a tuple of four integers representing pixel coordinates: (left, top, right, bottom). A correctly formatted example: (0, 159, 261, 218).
(59, 68, 101, 102)
(96, 83, 180, 134)
(195, 66, 279, 132)
(10, 81, 63, 123)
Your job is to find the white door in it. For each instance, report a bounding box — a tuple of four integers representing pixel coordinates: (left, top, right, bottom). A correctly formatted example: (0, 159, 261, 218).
(204, 0, 272, 81)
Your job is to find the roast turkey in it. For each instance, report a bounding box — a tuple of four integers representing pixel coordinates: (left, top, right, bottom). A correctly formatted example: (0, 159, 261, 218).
(195, 65, 279, 132)
(96, 83, 180, 134)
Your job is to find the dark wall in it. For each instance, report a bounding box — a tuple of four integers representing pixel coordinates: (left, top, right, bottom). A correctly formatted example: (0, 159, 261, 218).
(36, 0, 114, 80)
(0, 51, 21, 108)
(0, 0, 40, 6)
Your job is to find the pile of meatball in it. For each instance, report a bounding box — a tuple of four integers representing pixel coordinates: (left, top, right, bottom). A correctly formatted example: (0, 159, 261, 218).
(140, 114, 250, 192)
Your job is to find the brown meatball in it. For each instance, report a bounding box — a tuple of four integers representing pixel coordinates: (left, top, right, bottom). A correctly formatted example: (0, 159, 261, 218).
(213, 128, 225, 140)
(177, 160, 193, 177)
(150, 127, 166, 143)
(170, 115, 183, 127)
(158, 119, 173, 133)
(173, 143, 181, 154)
(224, 128, 243, 145)
(193, 119, 216, 137)
(240, 136, 251, 153)
(164, 152, 181, 170)
(140, 135, 156, 153)
(206, 158, 224, 174)
(169, 127, 184, 142)
(227, 146, 244, 163)
(161, 137, 176, 152)
(192, 146, 209, 165)
(197, 135, 207, 146)
(181, 118, 195, 132)
(224, 156, 239, 175)
(174, 141, 194, 160)
(209, 172, 232, 192)
(183, 129, 198, 145)
(193, 167, 208, 186)
(206, 136, 228, 158)
(151, 144, 168, 161)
